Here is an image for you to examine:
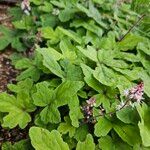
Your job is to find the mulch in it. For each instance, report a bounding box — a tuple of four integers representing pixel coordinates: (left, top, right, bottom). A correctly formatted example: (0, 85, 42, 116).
(0, 126, 28, 147)
(0, 49, 19, 93)
(0, 2, 26, 147)
(0, 3, 19, 93)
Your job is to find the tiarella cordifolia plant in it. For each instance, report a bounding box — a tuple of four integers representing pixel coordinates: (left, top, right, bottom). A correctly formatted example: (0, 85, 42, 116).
(0, 0, 150, 149)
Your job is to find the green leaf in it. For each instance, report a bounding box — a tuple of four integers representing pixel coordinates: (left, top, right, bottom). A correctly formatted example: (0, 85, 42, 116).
(59, 38, 77, 61)
(68, 95, 82, 127)
(58, 27, 82, 44)
(30, 0, 42, 5)
(74, 124, 89, 142)
(58, 116, 76, 137)
(15, 58, 33, 69)
(94, 117, 112, 137)
(50, 0, 65, 8)
(108, 59, 129, 69)
(88, 0, 106, 28)
(2, 140, 32, 150)
(29, 127, 69, 150)
(11, 37, 26, 52)
(98, 50, 129, 69)
(32, 82, 60, 124)
(40, 27, 61, 44)
(37, 47, 64, 78)
(77, 46, 98, 62)
(98, 135, 133, 150)
(13, 16, 33, 30)
(116, 75, 134, 95)
(76, 134, 95, 150)
(59, 8, 75, 22)
(99, 32, 116, 50)
(115, 51, 139, 62)
(136, 103, 150, 147)
(17, 66, 41, 82)
(76, 2, 107, 29)
(70, 20, 103, 37)
(33, 81, 84, 124)
(138, 51, 150, 72)
(54, 80, 84, 106)
(94, 94, 111, 112)
(32, 82, 54, 107)
(84, 31, 101, 48)
(113, 122, 141, 146)
(98, 135, 114, 150)
(8, 7, 22, 21)
(81, 64, 102, 92)
(140, 70, 150, 97)
(60, 60, 83, 81)
(37, 47, 63, 61)
(40, 27, 55, 39)
(40, 104, 60, 124)
(40, 14, 57, 28)
(38, 2, 53, 12)
(117, 34, 144, 51)
(132, 0, 150, 14)
(0, 25, 14, 50)
(113, 67, 143, 81)
(116, 107, 139, 124)
(0, 112, 4, 124)
(77, 90, 87, 99)
(97, 49, 114, 63)
(93, 65, 117, 87)
(0, 92, 35, 129)
(137, 40, 150, 56)
(8, 78, 33, 93)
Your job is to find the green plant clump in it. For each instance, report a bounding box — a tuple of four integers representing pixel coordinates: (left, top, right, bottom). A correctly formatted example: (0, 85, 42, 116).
(0, 0, 150, 149)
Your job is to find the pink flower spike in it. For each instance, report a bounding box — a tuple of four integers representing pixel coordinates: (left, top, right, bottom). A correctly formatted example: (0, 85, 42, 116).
(21, 0, 31, 15)
(129, 82, 144, 102)
(123, 89, 129, 97)
(86, 97, 96, 107)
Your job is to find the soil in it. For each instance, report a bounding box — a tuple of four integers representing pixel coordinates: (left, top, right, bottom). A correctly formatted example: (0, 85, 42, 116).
(0, 126, 28, 147)
(0, 3, 18, 93)
(0, 49, 19, 92)
(0, 2, 27, 147)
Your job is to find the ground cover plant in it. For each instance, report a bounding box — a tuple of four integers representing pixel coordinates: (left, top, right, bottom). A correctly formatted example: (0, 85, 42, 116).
(0, 0, 150, 149)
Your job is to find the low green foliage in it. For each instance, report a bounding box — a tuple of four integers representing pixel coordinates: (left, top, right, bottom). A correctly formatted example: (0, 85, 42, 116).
(0, 0, 150, 149)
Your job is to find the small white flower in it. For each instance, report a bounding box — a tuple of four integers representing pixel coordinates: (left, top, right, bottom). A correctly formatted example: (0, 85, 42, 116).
(52, 8, 60, 15)
(86, 97, 96, 107)
(21, 0, 31, 15)
(130, 102, 136, 108)
(24, 9, 30, 16)
(123, 89, 129, 97)
(116, 101, 125, 110)
(129, 94, 134, 99)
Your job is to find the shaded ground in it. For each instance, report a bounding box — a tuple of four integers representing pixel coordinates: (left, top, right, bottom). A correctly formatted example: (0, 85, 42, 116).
(0, 49, 18, 92)
(0, 126, 28, 146)
(0, 4, 18, 92)
(0, 3, 25, 146)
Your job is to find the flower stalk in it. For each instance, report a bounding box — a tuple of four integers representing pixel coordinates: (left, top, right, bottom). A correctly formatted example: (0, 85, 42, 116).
(80, 82, 144, 125)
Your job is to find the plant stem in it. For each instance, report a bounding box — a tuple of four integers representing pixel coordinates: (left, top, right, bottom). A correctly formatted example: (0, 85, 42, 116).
(118, 14, 146, 42)
(79, 99, 130, 126)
